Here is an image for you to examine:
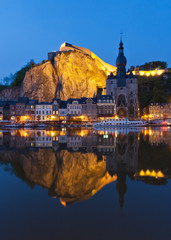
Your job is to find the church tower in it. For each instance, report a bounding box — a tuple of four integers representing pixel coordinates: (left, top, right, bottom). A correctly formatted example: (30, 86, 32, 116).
(106, 40, 138, 120)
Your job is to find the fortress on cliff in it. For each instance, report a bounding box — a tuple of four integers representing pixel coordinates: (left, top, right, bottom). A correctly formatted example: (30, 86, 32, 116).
(48, 42, 117, 74)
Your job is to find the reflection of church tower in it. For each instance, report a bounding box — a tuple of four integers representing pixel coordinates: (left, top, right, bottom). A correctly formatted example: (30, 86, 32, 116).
(106, 39, 138, 120)
(116, 163, 127, 208)
(106, 132, 139, 208)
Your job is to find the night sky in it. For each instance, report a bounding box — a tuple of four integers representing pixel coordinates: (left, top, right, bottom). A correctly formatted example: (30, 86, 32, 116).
(0, 0, 171, 79)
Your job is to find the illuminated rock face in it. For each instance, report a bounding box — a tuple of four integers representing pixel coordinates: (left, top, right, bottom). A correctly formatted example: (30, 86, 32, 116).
(53, 51, 107, 100)
(21, 50, 114, 101)
(0, 44, 116, 101)
(21, 61, 57, 102)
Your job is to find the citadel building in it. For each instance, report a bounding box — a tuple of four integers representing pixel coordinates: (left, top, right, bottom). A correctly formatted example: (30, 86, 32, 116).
(106, 40, 138, 120)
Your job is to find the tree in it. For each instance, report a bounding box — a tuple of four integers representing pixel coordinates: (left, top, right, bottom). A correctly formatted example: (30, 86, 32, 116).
(11, 60, 36, 87)
(141, 61, 167, 70)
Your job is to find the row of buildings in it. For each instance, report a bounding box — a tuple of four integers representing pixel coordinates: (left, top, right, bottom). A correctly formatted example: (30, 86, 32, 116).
(0, 96, 170, 123)
(0, 95, 116, 122)
(143, 103, 171, 120)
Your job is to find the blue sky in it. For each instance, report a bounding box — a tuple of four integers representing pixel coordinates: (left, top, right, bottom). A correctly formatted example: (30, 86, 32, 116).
(0, 0, 171, 79)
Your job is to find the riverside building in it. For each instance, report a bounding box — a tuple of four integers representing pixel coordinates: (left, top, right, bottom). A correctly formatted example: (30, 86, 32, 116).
(35, 102, 52, 121)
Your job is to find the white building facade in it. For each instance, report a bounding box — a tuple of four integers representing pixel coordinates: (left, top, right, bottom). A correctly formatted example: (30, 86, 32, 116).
(67, 99, 82, 116)
(35, 102, 52, 121)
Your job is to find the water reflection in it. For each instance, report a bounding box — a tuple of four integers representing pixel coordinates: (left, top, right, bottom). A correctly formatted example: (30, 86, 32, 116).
(0, 128, 170, 208)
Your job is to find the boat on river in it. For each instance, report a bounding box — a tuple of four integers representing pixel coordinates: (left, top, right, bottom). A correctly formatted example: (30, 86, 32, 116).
(94, 118, 146, 129)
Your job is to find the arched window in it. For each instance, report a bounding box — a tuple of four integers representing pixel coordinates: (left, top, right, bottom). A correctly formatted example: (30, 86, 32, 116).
(118, 95, 126, 106)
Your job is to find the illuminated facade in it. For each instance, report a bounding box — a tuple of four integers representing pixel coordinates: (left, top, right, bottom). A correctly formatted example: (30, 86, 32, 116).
(25, 99, 38, 121)
(82, 98, 97, 121)
(149, 103, 171, 119)
(67, 99, 82, 116)
(106, 41, 138, 120)
(35, 102, 52, 121)
(132, 68, 166, 77)
(97, 95, 116, 117)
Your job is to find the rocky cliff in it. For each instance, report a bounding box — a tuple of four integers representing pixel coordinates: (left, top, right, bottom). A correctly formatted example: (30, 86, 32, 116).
(0, 86, 20, 101)
(0, 43, 116, 101)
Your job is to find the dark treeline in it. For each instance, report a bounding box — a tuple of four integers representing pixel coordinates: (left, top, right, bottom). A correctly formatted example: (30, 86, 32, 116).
(138, 73, 171, 110)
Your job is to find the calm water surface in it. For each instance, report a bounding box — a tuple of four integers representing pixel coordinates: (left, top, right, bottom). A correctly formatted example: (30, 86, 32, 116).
(0, 127, 170, 240)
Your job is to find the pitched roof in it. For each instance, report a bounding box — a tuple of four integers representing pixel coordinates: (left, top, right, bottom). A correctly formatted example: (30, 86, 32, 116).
(36, 102, 52, 105)
(107, 72, 116, 79)
(18, 97, 29, 103)
(59, 101, 67, 109)
(97, 95, 113, 101)
(27, 99, 38, 105)
(67, 98, 83, 104)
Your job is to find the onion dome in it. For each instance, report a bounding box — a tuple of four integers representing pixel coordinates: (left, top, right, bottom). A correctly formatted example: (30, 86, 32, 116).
(116, 41, 127, 67)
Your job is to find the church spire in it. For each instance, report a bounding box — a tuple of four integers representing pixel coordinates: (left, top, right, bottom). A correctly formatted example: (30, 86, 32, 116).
(116, 37, 127, 86)
(120, 32, 123, 41)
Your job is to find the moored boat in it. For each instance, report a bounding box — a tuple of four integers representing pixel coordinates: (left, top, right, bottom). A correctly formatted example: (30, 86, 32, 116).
(94, 118, 146, 129)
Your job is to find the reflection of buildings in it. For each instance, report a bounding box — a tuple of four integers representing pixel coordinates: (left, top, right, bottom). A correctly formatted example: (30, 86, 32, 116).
(35, 130, 53, 148)
(142, 128, 171, 146)
(0, 129, 170, 207)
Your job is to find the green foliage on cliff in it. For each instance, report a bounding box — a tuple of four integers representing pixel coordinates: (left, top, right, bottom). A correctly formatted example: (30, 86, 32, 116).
(138, 73, 171, 110)
(11, 60, 36, 87)
(0, 60, 36, 87)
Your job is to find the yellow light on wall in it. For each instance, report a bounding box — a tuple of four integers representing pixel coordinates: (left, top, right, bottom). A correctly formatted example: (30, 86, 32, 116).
(157, 70, 162, 75)
(136, 169, 165, 178)
(157, 171, 164, 178)
(151, 170, 156, 177)
(139, 170, 145, 176)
